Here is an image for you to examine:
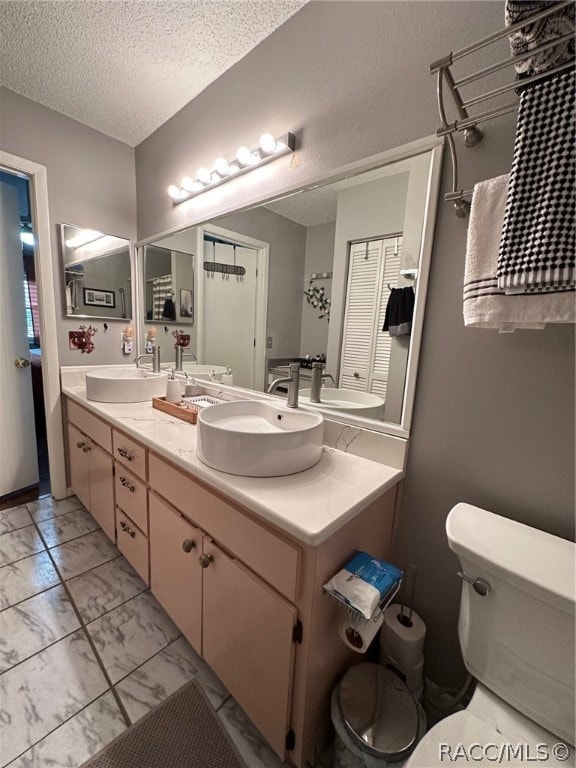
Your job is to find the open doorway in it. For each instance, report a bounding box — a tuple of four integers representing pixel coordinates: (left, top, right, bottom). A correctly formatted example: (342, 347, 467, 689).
(0, 170, 50, 504)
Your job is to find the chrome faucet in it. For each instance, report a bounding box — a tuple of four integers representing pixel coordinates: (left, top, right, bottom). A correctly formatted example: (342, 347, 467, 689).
(266, 362, 300, 408)
(174, 346, 197, 372)
(134, 345, 161, 373)
(310, 361, 335, 403)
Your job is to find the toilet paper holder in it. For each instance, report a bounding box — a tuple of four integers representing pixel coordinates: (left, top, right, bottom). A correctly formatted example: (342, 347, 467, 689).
(324, 578, 403, 623)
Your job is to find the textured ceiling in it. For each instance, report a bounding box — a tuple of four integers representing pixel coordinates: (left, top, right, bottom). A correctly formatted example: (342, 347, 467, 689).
(0, 0, 307, 146)
(265, 161, 411, 227)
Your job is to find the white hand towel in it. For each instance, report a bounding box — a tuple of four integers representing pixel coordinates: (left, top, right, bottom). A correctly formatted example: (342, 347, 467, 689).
(463, 174, 575, 331)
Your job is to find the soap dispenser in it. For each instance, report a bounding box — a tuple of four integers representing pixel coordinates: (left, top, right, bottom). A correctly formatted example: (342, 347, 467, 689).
(165, 369, 181, 404)
(184, 375, 203, 398)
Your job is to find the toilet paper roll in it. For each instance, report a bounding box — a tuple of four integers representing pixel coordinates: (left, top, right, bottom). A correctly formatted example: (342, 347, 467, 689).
(340, 612, 384, 654)
(380, 603, 426, 671)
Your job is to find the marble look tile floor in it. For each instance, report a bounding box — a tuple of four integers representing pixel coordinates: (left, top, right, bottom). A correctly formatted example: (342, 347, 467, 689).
(0, 496, 289, 768)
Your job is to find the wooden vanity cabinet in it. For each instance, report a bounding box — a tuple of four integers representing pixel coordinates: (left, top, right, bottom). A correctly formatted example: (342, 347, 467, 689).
(65, 399, 398, 767)
(67, 419, 115, 541)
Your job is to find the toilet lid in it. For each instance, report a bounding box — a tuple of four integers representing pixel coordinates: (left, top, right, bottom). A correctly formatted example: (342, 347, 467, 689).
(339, 664, 420, 760)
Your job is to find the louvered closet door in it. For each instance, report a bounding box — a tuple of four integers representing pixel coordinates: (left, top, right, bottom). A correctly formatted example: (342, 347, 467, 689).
(339, 236, 402, 396)
(370, 238, 402, 398)
(339, 240, 383, 391)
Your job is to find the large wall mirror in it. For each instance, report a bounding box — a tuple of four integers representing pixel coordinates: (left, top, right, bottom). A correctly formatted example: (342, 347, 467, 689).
(136, 138, 443, 436)
(60, 223, 132, 320)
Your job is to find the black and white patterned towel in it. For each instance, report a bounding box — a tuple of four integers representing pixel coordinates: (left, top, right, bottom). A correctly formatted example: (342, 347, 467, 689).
(496, 69, 575, 294)
(506, 0, 575, 76)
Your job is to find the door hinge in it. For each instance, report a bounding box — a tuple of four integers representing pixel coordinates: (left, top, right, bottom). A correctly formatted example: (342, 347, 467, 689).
(285, 728, 296, 752)
(292, 619, 303, 644)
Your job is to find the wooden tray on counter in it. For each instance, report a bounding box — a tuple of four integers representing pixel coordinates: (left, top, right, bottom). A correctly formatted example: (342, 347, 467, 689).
(152, 397, 199, 424)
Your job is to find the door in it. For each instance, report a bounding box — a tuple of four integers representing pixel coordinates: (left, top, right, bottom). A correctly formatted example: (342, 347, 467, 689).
(202, 241, 257, 389)
(149, 493, 203, 654)
(89, 443, 114, 541)
(339, 236, 402, 397)
(67, 424, 91, 510)
(202, 539, 297, 758)
(0, 181, 39, 496)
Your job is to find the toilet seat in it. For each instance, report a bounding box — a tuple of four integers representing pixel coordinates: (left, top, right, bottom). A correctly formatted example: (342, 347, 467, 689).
(405, 706, 575, 767)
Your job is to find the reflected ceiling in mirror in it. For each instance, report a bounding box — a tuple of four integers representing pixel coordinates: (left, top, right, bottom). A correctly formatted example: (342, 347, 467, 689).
(60, 223, 131, 320)
(137, 138, 443, 435)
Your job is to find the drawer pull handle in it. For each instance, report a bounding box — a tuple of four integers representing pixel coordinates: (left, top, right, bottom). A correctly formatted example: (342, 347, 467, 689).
(119, 520, 136, 539)
(199, 553, 214, 568)
(182, 538, 196, 553)
(119, 477, 135, 493)
(82, 444, 91, 453)
(117, 448, 134, 461)
(76, 441, 85, 449)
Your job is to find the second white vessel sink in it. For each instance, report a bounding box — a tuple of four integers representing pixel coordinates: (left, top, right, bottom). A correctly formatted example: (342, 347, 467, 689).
(197, 399, 324, 477)
(86, 368, 168, 403)
(299, 388, 385, 419)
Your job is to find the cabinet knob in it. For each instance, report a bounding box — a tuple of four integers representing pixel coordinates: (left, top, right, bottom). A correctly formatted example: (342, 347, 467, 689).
(117, 448, 134, 461)
(353, 372, 360, 379)
(119, 520, 135, 538)
(182, 538, 196, 553)
(199, 553, 214, 568)
(82, 444, 91, 453)
(76, 441, 85, 449)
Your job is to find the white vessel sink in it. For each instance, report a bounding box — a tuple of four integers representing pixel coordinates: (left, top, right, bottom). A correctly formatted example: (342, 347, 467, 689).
(86, 368, 168, 403)
(299, 388, 385, 419)
(197, 400, 324, 477)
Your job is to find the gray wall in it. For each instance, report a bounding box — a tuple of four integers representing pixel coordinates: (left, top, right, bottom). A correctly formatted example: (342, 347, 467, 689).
(300, 221, 336, 358)
(0, 87, 137, 365)
(135, 1, 575, 688)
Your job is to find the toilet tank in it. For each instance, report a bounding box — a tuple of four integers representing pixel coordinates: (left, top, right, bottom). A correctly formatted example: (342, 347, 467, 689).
(446, 503, 575, 745)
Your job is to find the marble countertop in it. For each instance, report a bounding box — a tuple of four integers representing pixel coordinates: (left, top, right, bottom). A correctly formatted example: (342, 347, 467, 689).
(62, 385, 403, 546)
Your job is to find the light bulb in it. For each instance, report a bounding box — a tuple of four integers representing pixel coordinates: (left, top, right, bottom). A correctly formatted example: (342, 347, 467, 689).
(197, 167, 211, 185)
(168, 184, 182, 200)
(214, 157, 231, 176)
(259, 133, 277, 154)
(181, 176, 195, 192)
(236, 146, 253, 167)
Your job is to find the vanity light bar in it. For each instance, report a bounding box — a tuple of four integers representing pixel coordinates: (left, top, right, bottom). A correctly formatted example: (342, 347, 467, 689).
(168, 132, 295, 204)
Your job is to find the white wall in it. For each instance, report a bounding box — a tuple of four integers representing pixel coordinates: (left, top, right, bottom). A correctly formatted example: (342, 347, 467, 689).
(0, 87, 137, 366)
(135, 1, 575, 689)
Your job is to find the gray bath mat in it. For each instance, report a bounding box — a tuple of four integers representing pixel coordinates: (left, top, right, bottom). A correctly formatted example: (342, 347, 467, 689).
(80, 681, 246, 768)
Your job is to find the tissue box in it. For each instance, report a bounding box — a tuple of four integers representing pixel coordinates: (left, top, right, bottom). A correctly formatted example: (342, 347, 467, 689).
(324, 552, 403, 620)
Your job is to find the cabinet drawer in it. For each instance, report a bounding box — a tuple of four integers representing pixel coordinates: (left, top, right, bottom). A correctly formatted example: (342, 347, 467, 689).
(67, 400, 112, 453)
(116, 508, 149, 584)
(149, 454, 299, 602)
(115, 466, 148, 534)
(113, 430, 147, 480)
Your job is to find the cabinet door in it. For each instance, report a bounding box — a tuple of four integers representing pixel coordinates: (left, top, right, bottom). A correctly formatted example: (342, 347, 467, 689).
(89, 443, 115, 542)
(68, 424, 91, 510)
(149, 493, 203, 654)
(202, 540, 297, 758)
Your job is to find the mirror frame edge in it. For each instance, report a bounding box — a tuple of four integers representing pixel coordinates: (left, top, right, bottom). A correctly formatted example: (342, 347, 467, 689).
(134, 135, 444, 438)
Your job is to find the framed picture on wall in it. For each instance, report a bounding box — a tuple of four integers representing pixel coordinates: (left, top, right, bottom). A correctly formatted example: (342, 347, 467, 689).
(180, 288, 193, 320)
(83, 288, 116, 308)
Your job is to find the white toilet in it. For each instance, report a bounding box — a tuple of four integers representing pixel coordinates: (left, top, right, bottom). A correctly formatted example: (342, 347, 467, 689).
(406, 503, 575, 768)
